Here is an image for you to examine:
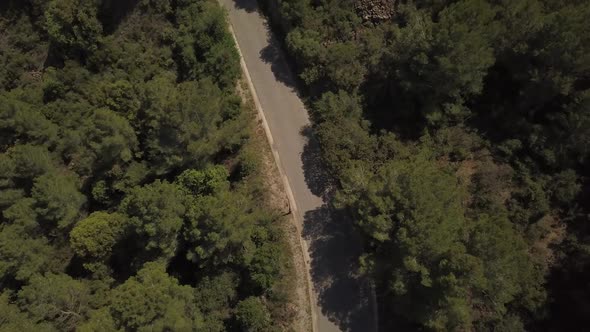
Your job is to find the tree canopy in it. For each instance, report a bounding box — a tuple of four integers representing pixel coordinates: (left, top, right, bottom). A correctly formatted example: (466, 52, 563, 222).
(260, 0, 590, 329)
(0, 1, 294, 330)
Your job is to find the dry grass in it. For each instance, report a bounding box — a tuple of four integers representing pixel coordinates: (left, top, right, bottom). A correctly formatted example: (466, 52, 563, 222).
(530, 215, 567, 270)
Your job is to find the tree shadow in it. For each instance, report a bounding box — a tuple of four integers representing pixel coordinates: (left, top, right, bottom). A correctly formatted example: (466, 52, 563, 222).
(231, 0, 302, 93)
(99, 0, 140, 35)
(300, 127, 373, 331)
(231, 0, 258, 13)
(300, 125, 334, 198)
(303, 205, 373, 331)
(259, 29, 299, 91)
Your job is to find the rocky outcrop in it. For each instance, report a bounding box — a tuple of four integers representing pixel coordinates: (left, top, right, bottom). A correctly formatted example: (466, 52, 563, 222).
(355, 0, 395, 21)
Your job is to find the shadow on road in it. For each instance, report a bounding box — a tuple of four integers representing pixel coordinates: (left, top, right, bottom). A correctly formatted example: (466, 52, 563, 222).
(259, 33, 299, 91)
(302, 205, 373, 332)
(231, 0, 258, 13)
(231, 0, 298, 90)
(300, 128, 373, 331)
(300, 126, 334, 198)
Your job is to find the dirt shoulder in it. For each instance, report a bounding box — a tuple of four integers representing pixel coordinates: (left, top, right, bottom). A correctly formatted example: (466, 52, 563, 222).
(237, 77, 313, 331)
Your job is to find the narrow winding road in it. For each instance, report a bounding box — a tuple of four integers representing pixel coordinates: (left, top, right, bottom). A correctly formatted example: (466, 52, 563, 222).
(219, 1, 376, 331)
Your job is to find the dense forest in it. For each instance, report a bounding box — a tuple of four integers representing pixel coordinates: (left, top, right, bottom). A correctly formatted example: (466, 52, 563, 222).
(258, 0, 590, 330)
(0, 0, 296, 331)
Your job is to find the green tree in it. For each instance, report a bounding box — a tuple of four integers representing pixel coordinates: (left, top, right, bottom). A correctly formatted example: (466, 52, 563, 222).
(183, 190, 259, 268)
(339, 148, 465, 247)
(141, 75, 227, 173)
(174, 0, 240, 87)
(0, 224, 56, 282)
(17, 273, 92, 331)
(235, 297, 272, 332)
(75, 108, 138, 174)
(194, 272, 238, 331)
(31, 171, 86, 230)
(109, 262, 201, 331)
(176, 165, 229, 196)
(312, 91, 376, 177)
(0, 93, 58, 148)
(0, 12, 48, 91)
(432, 0, 497, 100)
(0, 292, 55, 332)
(324, 42, 366, 91)
(90, 180, 110, 206)
(380, 0, 497, 124)
(338, 150, 472, 329)
(469, 213, 546, 316)
(338, 146, 547, 328)
(549, 169, 581, 205)
(70, 212, 128, 259)
(96, 80, 141, 119)
(111, 161, 150, 194)
(0, 199, 57, 283)
(119, 180, 186, 259)
(0, 1, 294, 330)
(5, 144, 56, 180)
(247, 240, 282, 292)
(77, 308, 120, 332)
(44, 0, 103, 54)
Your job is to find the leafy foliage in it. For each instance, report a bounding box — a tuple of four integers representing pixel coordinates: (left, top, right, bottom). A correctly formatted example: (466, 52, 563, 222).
(17, 273, 93, 331)
(0, 0, 289, 330)
(235, 297, 272, 332)
(44, 0, 103, 55)
(261, 0, 590, 329)
(120, 180, 186, 260)
(70, 212, 128, 259)
(32, 171, 86, 230)
(109, 262, 200, 331)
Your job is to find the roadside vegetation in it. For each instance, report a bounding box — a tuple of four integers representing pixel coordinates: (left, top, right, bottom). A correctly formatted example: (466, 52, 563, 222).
(0, 0, 297, 330)
(258, 0, 590, 330)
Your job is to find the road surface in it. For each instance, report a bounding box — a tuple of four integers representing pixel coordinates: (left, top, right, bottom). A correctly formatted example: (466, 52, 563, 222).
(218, 0, 376, 331)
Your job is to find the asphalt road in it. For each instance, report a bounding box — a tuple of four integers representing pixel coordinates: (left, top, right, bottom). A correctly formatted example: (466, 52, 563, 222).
(218, 1, 376, 331)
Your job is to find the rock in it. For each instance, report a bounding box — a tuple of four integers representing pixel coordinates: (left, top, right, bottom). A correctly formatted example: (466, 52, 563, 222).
(355, 0, 395, 21)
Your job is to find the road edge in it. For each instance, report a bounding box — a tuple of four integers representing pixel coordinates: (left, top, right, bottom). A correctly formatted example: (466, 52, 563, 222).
(223, 11, 318, 332)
